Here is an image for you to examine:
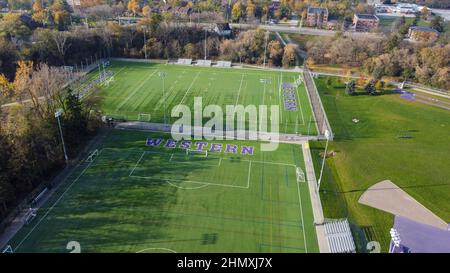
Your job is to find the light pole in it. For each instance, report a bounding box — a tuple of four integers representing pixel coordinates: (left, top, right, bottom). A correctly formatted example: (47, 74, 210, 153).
(158, 71, 167, 124)
(317, 129, 330, 191)
(142, 26, 147, 59)
(55, 109, 68, 165)
(263, 31, 269, 68)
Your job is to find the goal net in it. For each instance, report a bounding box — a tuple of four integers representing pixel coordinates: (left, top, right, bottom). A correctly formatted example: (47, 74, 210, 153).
(296, 167, 305, 183)
(2, 245, 13, 253)
(138, 113, 151, 122)
(86, 149, 99, 162)
(186, 149, 208, 157)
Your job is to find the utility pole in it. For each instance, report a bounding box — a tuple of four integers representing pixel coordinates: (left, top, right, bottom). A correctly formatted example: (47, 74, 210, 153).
(55, 109, 68, 165)
(142, 26, 147, 59)
(204, 28, 207, 60)
(317, 130, 330, 191)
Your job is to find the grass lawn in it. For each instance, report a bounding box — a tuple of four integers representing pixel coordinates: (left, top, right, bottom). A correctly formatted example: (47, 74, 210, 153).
(8, 129, 318, 253)
(89, 60, 316, 136)
(310, 76, 450, 252)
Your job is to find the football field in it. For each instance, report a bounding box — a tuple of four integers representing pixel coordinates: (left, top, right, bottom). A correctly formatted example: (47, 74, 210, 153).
(8, 130, 319, 253)
(95, 61, 317, 136)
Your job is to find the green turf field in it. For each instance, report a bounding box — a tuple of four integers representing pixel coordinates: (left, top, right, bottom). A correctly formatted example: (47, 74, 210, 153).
(8, 129, 318, 253)
(310, 76, 450, 252)
(92, 61, 316, 136)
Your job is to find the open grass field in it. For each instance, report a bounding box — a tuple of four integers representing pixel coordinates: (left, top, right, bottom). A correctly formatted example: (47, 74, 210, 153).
(92, 61, 316, 136)
(8, 129, 318, 253)
(309, 76, 450, 252)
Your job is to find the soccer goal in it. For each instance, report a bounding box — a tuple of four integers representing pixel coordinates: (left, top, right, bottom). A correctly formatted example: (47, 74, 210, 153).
(296, 167, 306, 183)
(2, 245, 13, 253)
(186, 149, 208, 157)
(86, 149, 99, 163)
(138, 113, 151, 122)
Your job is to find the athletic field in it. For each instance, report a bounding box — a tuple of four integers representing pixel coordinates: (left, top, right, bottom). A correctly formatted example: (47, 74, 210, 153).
(94, 61, 317, 136)
(8, 130, 318, 253)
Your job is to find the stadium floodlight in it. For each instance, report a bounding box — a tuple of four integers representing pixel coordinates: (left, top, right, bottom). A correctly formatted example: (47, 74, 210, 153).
(158, 71, 168, 124)
(55, 109, 69, 164)
(317, 129, 330, 191)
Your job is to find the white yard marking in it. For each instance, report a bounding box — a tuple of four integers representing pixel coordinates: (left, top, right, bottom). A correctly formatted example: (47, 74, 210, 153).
(14, 150, 105, 251)
(293, 76, 305, 125)
(116, 70, 157, 111)
(296, 177, 308, 253)
(234, 74, 245, 106)
(177, 71, 200, 107)
(129, 151, 146, 177)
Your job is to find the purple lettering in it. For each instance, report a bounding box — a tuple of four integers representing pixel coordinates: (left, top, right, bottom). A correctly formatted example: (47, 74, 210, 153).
(195, 141, 208, 151)
(146, 138, 163, 147)
(225, 144, 237, 154)
(209, 143, 222, 153)
(241, 146, 255, 155)
(165, 139, 177, 148)
(179, 140, 192, 150)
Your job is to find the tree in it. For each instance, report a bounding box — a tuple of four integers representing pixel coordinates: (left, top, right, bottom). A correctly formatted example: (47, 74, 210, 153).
(345, 80, 356, 96)
(246, 1, 256, 19)
(430, 16, 444, 32)
(364, 80, 376, 95)
(32, 0, 48, 25)
(232, 2, 242, 22)
(326, 77, 332, 87)
(282, 44, 296, 68)
(267, 40, 283, 66)
(183, 43, 197, 58)
(0, 13, 31, 40)
(49, 30, 71, 65)
(127, 0, 140, 16)
(142, 5, 151, 17)
(375, 80, 384, 91)
(421, 6, 429, 20)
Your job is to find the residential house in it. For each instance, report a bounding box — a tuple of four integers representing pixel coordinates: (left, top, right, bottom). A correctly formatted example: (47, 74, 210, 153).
(306, 7, 328, 28)
(408, 26, 439, 42)
(352, 14, 379, 32)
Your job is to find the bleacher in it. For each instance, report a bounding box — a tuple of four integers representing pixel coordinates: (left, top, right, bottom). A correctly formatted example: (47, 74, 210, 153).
(196, 60, 212, 67)
(324, 218, 356, 253)
(214, 61, 232, 68)
(176, 58, 192, 65)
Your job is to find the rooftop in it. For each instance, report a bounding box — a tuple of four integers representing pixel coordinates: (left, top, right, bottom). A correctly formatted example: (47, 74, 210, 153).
(307, 7, 328, 15)
(409, 26, 439, 33)
(355, 14, 379, 20)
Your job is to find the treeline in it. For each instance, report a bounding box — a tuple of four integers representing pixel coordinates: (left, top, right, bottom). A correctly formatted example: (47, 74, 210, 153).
(0, 62, 101, 220)
(306, 30, 450, 90)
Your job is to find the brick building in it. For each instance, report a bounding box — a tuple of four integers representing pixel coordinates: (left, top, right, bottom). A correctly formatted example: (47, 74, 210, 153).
(352, 14, 380, 32)
(306, 7, 328, 28)
(408, 26, 439, 42)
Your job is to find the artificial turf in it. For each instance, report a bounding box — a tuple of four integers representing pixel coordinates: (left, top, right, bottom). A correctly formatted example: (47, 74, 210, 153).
(92, 61, 316, 136)
(9, 129, 318, 253)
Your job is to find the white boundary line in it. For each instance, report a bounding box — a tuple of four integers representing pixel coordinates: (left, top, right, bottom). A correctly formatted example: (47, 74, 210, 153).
(116, 70, 157, 111)
(293, 75, 306, 126)
(129, 151, 146, 177)
(234, 74, 245, 106)
(14, 150, 103, 251)
(296, 174, 308, 253)
(176, 71, 201, 109)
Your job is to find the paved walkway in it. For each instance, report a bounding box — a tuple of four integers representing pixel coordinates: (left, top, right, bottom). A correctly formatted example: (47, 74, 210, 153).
(302, 142, 329, 253)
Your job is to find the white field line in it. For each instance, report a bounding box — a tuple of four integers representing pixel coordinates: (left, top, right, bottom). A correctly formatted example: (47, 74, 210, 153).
(131, 176, 250, 189)
(154, 72, 185, 111)
(278, 73, 283, 123)
(293, 76, 305, 126)
(116, 70, 157, 111)
(246, 161, 252, 189)
(129, 151, 146, 177)
(14, 150, 104, 251)
(234, 74, 245, 106)
(175, 71, 201, 111)
(296, 176, 308, 253)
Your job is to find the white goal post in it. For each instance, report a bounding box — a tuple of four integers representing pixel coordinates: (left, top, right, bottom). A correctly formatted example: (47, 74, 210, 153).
(186, 149, 208, 157)
(138, 113, 151, 122)
(296, 167, 305, 183)
(86, 149, 99, 162)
